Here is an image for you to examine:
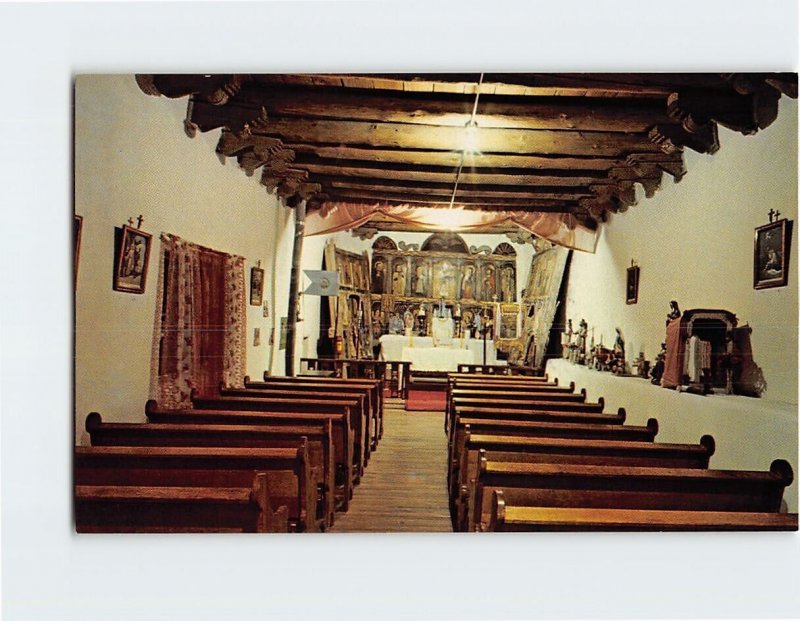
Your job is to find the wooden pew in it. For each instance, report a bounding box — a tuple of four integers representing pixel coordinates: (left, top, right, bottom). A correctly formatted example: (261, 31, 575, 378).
(463, 458, 795, 532)
(219, 386, 374, 462)
(255, 373, 383, 425)
(244, 376, 384, 448)
(75, 444, 320, 532)
(446, 387, 587, 432)
(447, 396, 606, 438)
(192, 393, 368, 479)
(448, 403, 622, 446)
(448, 372, 552, 383)
(76, 474, 289, 533)
(447, 418, 660, 489)
(85, 412, 336, 528)
(456, 364, 541, 376)
(145, 401, 355, 511)
(452, 434, 716, 513)
(486, 490, 799, 532)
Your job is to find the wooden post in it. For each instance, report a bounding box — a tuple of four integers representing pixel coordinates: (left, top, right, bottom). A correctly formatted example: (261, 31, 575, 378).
(285, 200, 306, 377)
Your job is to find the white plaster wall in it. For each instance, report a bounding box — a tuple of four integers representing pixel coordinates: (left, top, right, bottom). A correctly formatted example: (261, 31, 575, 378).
(546, 358, 798, 511)
(74, 75, 286, 441)
(565, 98, 798, 406)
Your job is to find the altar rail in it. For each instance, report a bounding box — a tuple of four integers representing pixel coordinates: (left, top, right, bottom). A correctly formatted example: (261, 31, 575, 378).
(300, 358, 411, 399)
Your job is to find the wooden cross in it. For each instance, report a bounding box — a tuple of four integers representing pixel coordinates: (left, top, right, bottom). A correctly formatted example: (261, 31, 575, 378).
(774, 210, 781, 222)
(137, 215, 144, 229)
(127, 217, 134, 226)
(768, 208, 776, 222)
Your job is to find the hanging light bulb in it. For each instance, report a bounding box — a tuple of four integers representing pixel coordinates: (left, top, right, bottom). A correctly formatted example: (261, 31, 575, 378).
(464, 120, 480, 154)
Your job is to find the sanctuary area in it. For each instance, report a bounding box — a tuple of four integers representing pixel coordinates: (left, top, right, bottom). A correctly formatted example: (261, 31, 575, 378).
(74, 73, 798, 533)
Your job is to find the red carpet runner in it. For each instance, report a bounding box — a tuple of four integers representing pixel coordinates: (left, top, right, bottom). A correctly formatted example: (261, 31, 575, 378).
(405, 388, 447, 411)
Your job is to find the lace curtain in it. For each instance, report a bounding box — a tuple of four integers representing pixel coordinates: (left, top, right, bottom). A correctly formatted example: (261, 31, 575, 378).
(149, 233, 246, 408)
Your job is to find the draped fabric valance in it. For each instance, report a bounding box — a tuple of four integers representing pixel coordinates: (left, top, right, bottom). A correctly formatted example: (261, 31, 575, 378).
(305, 202, 598, 253)
(149, 233, 247, 408)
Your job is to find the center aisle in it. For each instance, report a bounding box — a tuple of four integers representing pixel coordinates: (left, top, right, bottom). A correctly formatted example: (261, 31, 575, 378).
(330, 398, 453, 532)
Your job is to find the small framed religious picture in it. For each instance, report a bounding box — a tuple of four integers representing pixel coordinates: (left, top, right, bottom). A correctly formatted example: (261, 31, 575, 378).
(626, 263, 640, 304)
(250, 266, 265, 305)
(74, 214, 83, 286)
(113, 225, 152, 294)
(754, 218, 791, 289)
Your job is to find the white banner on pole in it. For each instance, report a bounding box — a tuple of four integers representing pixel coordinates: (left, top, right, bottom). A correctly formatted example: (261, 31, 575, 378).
(303, 270, 339, 296)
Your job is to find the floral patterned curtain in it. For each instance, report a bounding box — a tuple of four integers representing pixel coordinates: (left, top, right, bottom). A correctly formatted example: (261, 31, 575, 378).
(149, 234, 246, 409)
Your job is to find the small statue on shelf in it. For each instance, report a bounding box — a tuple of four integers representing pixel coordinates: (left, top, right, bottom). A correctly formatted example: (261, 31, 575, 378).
(633, 352, 650, 378)
(667, 300, 681, 324)
(650, 342, 667, 384)
(613, 327, 625, 357)
(577, 319, 588, 364)
(563, 319, 574, 358)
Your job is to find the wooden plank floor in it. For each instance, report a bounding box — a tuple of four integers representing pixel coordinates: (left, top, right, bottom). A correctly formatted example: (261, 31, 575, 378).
(330, 398, 453, 532)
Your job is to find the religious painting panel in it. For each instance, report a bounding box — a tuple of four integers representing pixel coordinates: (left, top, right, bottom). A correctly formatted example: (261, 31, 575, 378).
(432, 258, 458, 299)
(479, 262, 497, 302)
(390, 258, 409, 297)
(499, 262, 516, 302)
(498, 304, 520, 340)
(113, 224, 153, 294)
(626, 263, 640, 304)
(459, 261, 478, 300)
(249, 266, 264, 306)
(371, 255, 387, 294)
(754, 218, 792, 289)
(421, 232, 469, 253)
(410, 257, 431, 297)
(336, 254, 350, 287)
(370, 299, 386, 338)
(522, 246, 571, 369)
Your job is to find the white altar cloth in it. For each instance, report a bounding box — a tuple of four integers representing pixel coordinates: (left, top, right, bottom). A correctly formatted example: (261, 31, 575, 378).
(401, 346, 474, 372)
(379, 334, 499, 371)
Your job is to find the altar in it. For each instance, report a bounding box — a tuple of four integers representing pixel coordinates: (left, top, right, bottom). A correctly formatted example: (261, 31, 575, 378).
(379, 334, 500, 372)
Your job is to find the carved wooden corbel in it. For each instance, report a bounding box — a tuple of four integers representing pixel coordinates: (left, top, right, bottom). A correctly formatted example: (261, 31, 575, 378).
(669, 89, 780, 135)
(352, 226, 380, 240)
(649, 120, 719, 155)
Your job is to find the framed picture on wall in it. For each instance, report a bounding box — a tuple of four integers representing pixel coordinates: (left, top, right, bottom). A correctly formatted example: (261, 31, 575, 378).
(626, 264, 640, 304)
(250, 266, 265, 305)
(113, 225, 152, 294)
(754, 218, 792, 289)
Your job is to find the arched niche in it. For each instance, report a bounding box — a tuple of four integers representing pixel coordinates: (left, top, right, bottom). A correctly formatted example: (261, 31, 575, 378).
(421, 233, 469, 253)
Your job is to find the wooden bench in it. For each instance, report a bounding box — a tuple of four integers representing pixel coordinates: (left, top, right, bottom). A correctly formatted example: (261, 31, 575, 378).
(85, 412, 336, 528)
(75, 444, 319, 532)
(446, 387, 588, 431)
(145, 401, 355, 511)
(448, 372, 552, 383)
(193, 393, 368, 478)
(463, 458, 795, 532)
(452, 434, 716, 515)
(456, 364, 541, 376)
(75, 474, 289, 533)
(244, 376, 384, 448)
(448, 401, 615, 442)
(219, 387, 373, 463)
(486, 490, 799, 532)
(255, 373, 383, 425)
(447, 418, 660, 489)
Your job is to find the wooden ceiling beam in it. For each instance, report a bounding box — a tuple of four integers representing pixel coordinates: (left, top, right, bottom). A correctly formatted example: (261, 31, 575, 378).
(249, 119, 660, 156)
(324, 187, 586, 206)
(253, 73, 732, 97)
(286, 143, 624, 170)
(225, 85, 673, 132)
(290, 151, 612, 179)
(294, 162, 613, 187)
(319, 177, 595, 200)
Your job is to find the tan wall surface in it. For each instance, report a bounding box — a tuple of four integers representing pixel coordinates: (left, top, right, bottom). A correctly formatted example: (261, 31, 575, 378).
(74, 75, 287, 442)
